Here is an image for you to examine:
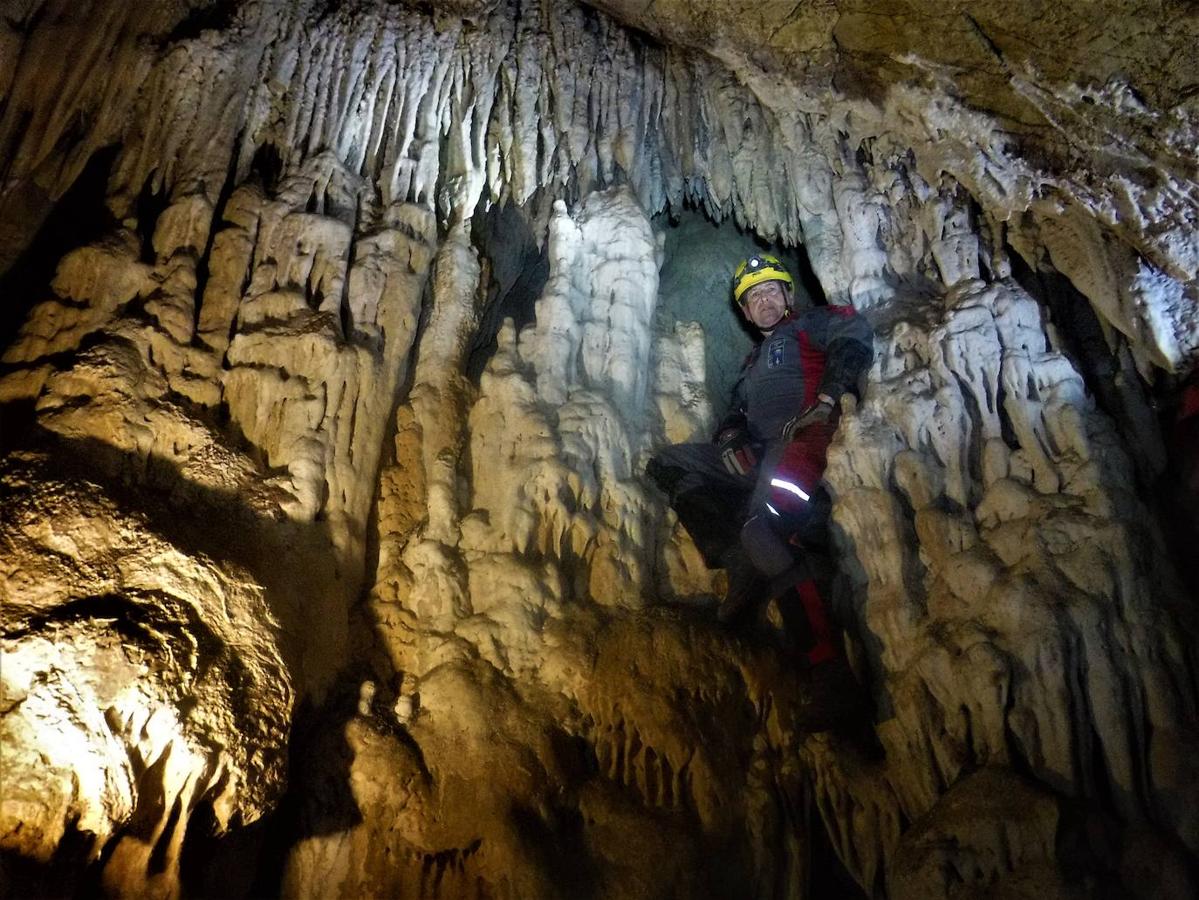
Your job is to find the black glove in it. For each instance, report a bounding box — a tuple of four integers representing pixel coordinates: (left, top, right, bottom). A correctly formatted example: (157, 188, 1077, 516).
(716, 427, 757, 476)
(780, 395, 835, 441)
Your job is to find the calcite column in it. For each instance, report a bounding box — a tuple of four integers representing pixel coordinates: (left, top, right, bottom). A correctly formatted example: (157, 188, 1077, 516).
(372, 222, 485, 629)
(463, 187, 666, 608)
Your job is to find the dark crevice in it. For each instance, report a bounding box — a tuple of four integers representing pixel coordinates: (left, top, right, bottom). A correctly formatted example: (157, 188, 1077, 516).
(149, 795, 186, 874)
(465, 198, 549, 381)
(385, 239, 439, 417)
(0, 144, 121, 356)
(1159, 378, 1199, 598)
(193, 128, 248, 339)
(1008, 244, 1199, 598)
(0, 108, 33, 185)
(810, 801, 869, 900)
(163, 0, 241, 44)
(310, 0, 345, 25)
(1088, 719, 1117, 813)
(136, 173, 171, 264)
(1007, 245, 1163, 482)
(338, 191, 362, 341)
(1001, 662, 1039, 784)
(304, 275, 325, 311)
(950, 370, 985, 498)
(219, 212, 261, 361)
(248, 143, 284, 198)
(0, 820, 97, 898)
(6, 592, 160, 644)
(180, 693, 359, 899)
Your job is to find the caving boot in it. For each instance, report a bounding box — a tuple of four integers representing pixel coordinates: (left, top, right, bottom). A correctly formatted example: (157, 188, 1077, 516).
(772, 567, 861, 732)
(716, 547, 764, 623)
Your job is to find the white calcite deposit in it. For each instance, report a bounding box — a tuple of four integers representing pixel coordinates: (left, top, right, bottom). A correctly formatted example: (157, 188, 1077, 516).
(1, 1, 1198, 898)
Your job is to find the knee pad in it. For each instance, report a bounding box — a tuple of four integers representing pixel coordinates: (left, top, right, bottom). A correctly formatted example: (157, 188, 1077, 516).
(791, 486, 832, 550)
(740, 514, 795, 578)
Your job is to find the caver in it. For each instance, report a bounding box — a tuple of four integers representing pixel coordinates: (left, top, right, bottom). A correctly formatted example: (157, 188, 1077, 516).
(647, 254, 873, 667)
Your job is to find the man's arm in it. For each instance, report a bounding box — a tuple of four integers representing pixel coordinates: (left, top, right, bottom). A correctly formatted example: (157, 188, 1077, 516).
(714, 354, 757, 475)
(812, 305, 874, 402)
(779, 306, 874, 441)
(712, 351, 753, 439)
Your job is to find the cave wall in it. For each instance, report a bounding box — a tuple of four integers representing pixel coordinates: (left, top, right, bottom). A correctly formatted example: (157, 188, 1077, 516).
(1, 0, 1198, 897)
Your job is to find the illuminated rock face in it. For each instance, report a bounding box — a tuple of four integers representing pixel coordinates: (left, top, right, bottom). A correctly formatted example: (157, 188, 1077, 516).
(1, 1, 1198, 898)
(0, 454, 293, 896)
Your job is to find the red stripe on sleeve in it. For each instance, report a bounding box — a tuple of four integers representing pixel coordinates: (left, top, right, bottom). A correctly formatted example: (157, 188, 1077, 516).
(796, 330, 825, 409)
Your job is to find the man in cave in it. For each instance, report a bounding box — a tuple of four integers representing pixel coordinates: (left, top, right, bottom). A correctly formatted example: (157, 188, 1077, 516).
(647, 254, 873, 668)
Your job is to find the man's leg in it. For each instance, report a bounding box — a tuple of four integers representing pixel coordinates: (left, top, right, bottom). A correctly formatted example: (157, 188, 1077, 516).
(646, 443, 752, 567)
(731, 426, 842, 662)
(738, 430, 832, 579)
(648, 443, 767, 617)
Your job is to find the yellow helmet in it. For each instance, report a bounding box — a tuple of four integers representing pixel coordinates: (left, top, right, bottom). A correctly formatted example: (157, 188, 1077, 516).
(732, 254, 794, 304)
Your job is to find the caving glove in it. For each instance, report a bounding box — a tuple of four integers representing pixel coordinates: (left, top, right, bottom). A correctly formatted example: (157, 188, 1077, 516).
(780, 395, 835, 442)
(717, 427, 757, 476)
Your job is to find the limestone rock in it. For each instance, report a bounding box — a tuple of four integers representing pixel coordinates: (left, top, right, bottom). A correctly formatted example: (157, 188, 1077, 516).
(1, 0, 1198, 897)
(887, 769, 1067, 900)
(0, 452, 293, 898)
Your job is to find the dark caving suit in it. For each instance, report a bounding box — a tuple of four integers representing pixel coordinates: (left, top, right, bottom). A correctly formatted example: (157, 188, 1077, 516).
(648, 301, 873, 664)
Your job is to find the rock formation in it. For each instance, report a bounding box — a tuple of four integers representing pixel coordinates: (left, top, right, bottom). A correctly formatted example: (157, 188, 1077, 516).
(1, 0, 1197, 897)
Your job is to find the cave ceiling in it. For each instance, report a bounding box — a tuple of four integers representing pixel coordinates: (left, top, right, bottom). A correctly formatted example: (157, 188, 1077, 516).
(587, 0, 1199, 107)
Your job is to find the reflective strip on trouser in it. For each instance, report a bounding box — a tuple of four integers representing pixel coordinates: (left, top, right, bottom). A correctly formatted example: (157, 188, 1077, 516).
(756, 422, 835, 518)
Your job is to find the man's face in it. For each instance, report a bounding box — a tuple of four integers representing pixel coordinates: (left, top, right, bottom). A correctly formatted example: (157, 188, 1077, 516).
(740, 280, 789, 331)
